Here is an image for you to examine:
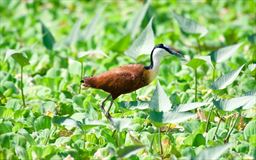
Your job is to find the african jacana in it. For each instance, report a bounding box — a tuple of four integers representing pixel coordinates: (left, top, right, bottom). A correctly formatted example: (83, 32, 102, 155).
(81, 44, 183, 121)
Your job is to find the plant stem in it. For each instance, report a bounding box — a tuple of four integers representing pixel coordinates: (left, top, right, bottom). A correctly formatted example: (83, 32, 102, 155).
(212, 63, 216, 81)
(205, 106, 213, 132)
(213, 115, 221, 140)
(79, 62, 84, 94)
(20, 66, 26, 108)
(194, 68, 198, 102)
(196, 37, 202, 54)
(158, 128, 163, 156)
(224, 113, 240, 143)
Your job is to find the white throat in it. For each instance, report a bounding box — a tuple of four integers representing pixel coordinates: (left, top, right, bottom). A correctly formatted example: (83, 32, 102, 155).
(151, 48, 169, 73)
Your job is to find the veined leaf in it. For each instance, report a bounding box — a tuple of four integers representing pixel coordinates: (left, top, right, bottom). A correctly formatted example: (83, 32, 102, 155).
(210, 43, 242, 63)
(149, 81, 172, 112)
(41, 21, 55, 50)
(126, 0, 150, 38)
(196, 143, 233, 160)
(213, 95, 255, 111)
(125, 17, 154, 59)
(112, 118, 134, 131)
(196, 55, 213, 68)
(66, 18, 83, 46)
(244, 120, 256, 140)
(5, 49, 30, 66)
(149, 111, 196, 124)
(211, 65, 244, 90)
(176, 102, 208, 112)
(173, 12, 208, 38)
(117, 145, 144, 158)
(82, 5, 105, 40)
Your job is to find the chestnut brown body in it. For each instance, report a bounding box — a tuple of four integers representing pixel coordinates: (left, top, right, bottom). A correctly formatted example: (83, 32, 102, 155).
(83, 64, 154, 99)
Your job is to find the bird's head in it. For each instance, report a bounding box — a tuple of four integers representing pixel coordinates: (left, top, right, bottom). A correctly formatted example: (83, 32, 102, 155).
(153, 44, 184, 59)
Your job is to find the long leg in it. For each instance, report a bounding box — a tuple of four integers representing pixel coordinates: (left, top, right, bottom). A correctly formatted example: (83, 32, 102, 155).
(100, 95, 111, 115)
(105, 99, 114, 119)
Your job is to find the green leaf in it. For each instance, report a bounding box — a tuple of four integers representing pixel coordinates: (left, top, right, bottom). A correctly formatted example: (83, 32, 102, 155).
(176, 102, 208, 112)
(248, 33, 256, 44)
(193, 134, 206, 147)
(211, 65, 244, 90)
(34, 116, 52, 131)
(126, 0, 150, 38)
(173, 12, 208, 38)
(244, 120, 256, 140)
(112, 118, 133, 131)
(68, 58, 81, 76)
(213, 95, 255, 111)
(82, 5, 105, 40)
(119, 101, 149, 110)
(149, 111, 196, 124)
(5, 49, 30, 66)
(210, 43, 242, 63)
(196, 143, 233, 160)
(149, 82, 172, 112)
(248, 63, 256, 73)
(66, 18, 83, 46)
(117, 145, 144, 158)
(125, 17, 154, 59)
(186, 58, 206, 70)
(41, 21, 55, 50)
(0, 121, 12, 134)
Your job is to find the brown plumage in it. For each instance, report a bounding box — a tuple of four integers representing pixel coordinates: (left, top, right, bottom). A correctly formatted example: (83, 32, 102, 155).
(83, 64, 154, 99)
(81, 44, 183, 121)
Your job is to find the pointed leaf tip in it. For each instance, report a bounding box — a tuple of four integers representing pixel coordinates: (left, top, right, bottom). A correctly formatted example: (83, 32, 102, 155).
(210, 43, 242, 63)
(125, 17, 155, 59)
(41, 21, 55, 50)
(150, 81, 172, 112)
(211, 64, 244, 90)
(173, 12, 208, 38)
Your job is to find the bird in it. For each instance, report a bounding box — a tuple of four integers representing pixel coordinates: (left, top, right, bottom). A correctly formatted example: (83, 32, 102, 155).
(81, 44, 183, 121)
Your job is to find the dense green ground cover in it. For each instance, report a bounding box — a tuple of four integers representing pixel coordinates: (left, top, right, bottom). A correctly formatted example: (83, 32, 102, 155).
(0, 0, 256, 159)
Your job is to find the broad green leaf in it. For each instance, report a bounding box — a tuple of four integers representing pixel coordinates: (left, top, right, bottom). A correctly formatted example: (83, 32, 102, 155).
(112, 118, 133, 131)
(78, 50, 108, 60)
(34, 116, 52, 131)
(248, 63, 256, 72)
(211, 65, 244, 90)
(5, 49, 30, 66)
(66, 18, 83, 46)
(213, 95, 255, 111)
(0, 121, 12, 134)
(210, 43, 242, 63)
(195, 55, 213, 68)
(173, 12, 208, 38)
(52, 116, 80, 130)
(126, 0, 150, 38)
(196, 143, 233, 160)
(186, 58, 206, 70)
(248, 33, 256, 44)
(244, 120, 256, 140)
(176, 102, 208, 112)
(15, 146, 28, 160)
(119, 101, 149, 110)
(82, 5, 105, 40)
(41, 21, 55, 50)
(68, 58, 81, 76)
(149, 82, 172, 112)
(149, 111, 196, 124)
(109, 34, 131, 52)
(117, 145, 144, 158)
(125, 17, 154, 59)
